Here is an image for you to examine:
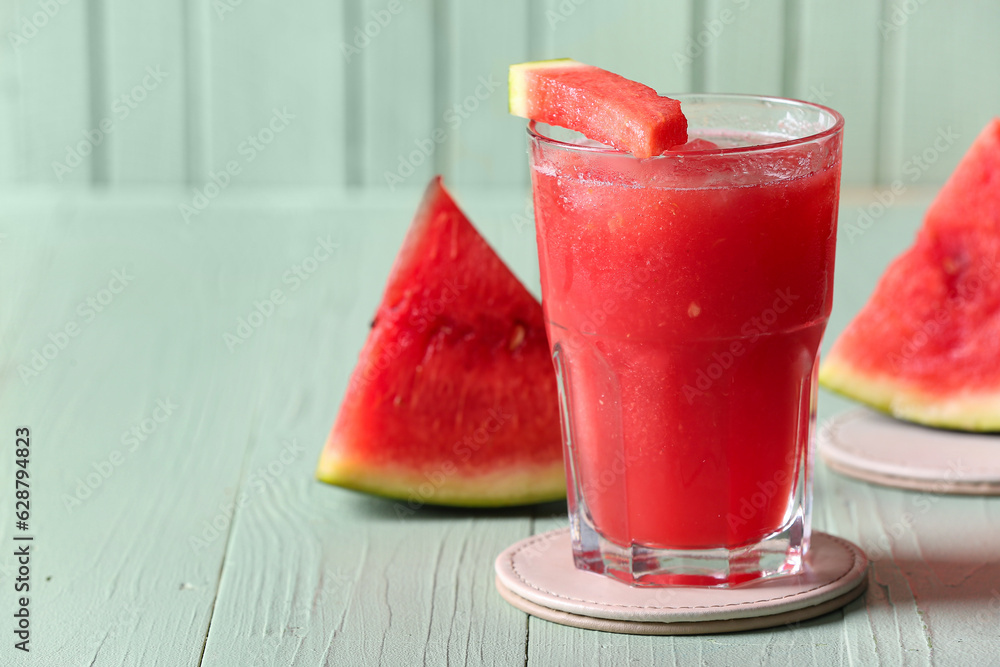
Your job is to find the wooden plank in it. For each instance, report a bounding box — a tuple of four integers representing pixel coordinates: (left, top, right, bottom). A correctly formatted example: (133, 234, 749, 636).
(796, 0, 882, 185)
(207, 1, 344, 186)
(358, 0, 435, 190)
(821, 472, 932, 665)
(0, 3, 22, 184)
(893, 0, 1000, 186)
(202, 483, 532, 666)
(182, 0, 211, 185)
(0, 198, 267, 665)
(5, 0, 92, 184)
(875, 0, 907, 185)
(700, 0, 784, 95)
(101, 0, 187, 183)
(542, 0, 693, 96)
(443, 1, 530, 188)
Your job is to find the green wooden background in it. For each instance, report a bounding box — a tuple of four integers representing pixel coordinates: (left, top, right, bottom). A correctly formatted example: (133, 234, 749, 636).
(2, 0, 999, 190)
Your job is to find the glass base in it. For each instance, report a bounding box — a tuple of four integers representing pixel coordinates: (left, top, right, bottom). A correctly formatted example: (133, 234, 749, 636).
(570, 510, 808, 588)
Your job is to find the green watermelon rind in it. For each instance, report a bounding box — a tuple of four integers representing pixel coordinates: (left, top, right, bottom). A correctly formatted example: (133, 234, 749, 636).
(820, 358, 1000, 432)
(316, 454, 566, 508)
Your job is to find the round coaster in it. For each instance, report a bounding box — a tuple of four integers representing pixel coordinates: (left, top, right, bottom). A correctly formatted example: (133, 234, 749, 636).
(494, 528, 868, 635)
(819, 408, 1000, 495)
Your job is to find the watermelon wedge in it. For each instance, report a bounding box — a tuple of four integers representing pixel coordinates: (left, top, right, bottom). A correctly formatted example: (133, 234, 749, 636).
(317, 177, 565, 506)
(820, 119, 1000, 431)
(508, 58, 687, 158)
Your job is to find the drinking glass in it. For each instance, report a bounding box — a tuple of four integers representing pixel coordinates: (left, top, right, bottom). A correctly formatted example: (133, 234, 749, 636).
(527, 94, 844, 586)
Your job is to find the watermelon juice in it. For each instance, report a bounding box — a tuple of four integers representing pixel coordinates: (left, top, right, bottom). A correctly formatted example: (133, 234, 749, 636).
(528, 95, 845, 585)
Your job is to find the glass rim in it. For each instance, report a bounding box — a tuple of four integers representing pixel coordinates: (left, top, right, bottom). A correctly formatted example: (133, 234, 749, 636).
(526, 93, 845, 157)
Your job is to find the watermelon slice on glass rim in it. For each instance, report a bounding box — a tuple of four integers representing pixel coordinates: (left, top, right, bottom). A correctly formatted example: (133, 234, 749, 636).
(820, 118, 1000, 431)
(316, 177, 565, 507)
(508, 58, 687, 158)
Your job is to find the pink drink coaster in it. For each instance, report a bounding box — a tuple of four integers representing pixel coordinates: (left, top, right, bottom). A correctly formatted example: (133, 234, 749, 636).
(819, 408, 1000, 495)
(494, 528, 868, 635)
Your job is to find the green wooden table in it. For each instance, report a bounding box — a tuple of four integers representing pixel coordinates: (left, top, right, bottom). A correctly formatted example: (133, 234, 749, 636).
(3, 186, 999, 666)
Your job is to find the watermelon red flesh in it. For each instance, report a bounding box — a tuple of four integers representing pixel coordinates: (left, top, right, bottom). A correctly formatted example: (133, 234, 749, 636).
(317, 177, 565, 506)
(508, 59, 687, 158)
(820, 118, 1000, 431)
